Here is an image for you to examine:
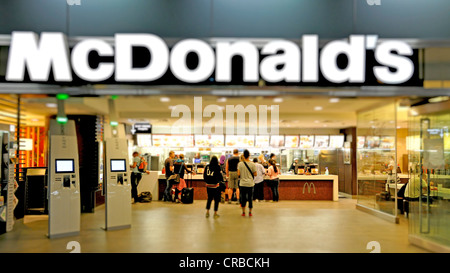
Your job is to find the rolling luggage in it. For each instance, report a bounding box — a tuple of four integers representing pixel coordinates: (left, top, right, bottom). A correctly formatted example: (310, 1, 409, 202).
(181, 173, 194, 204)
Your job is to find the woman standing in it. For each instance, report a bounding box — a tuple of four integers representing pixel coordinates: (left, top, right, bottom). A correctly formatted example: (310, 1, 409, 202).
(203, 156, 223, 218)
(267, 159, 280, 202)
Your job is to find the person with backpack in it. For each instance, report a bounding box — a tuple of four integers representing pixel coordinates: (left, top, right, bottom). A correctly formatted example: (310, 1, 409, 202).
(237, 150, 257, 216)
(203, 156, 224, 218)
(129, 151, 148, 203)
(172, 154, 192, 203)
(163, 151, 176, 202)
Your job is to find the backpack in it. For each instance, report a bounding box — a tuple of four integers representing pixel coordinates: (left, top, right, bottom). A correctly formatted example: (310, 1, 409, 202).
(138, 157, 147, 173)
(139, 191, 152, 203)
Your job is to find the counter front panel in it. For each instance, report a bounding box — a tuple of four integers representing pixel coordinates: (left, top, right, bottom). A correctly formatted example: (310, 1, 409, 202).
(158, 174, 338, 201)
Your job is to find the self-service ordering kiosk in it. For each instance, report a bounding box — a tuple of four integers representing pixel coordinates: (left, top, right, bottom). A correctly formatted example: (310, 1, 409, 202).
(103, 124, 131, 230)
(48, 119, 80, 238)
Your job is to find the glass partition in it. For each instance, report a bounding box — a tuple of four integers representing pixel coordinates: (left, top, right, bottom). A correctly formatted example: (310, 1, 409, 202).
(357, 103, 398, 215)
(408, 110, 450, 249)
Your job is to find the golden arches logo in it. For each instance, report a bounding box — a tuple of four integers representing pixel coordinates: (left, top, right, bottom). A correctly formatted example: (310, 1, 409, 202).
(302, 182, 316, 194)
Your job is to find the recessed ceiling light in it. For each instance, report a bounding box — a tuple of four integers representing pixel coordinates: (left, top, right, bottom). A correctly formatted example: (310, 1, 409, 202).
(274, 98, 283, 103)
(31, 118, 39, 122)
(410, 109, 419, 116)
(323, 124, 328, 127)
(217, 97, 227, 103)
(160, 97, 170, 102)
(46, 103, 57, 108)
(329, 98, 340, 103)
(397, 126, 401, 129)
(314, 120, 320, 123)
(314, 106, 323, 111)
(428, 96, 449, 103)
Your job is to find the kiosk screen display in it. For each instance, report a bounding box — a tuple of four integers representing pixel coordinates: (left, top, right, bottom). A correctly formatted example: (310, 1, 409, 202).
(55, 159, 75, 173)
(111, 159, 127, 172)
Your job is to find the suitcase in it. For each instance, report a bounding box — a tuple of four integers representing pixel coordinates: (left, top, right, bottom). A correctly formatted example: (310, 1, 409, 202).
(181, 173, 194, 204)
(181, 188, 194, 204)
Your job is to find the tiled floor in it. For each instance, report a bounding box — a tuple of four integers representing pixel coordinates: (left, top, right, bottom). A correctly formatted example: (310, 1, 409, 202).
(0, 197, 430, 253)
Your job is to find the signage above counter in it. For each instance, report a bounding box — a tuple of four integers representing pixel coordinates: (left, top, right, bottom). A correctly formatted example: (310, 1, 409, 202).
(135, 134, 346, 149)
(3, 32, 422, 88)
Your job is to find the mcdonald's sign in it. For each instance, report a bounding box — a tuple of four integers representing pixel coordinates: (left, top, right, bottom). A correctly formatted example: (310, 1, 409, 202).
(302, 182, 316, 195)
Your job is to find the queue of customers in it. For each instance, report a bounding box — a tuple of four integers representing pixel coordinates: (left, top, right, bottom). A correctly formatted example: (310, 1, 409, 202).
(162, 149, 281, 217)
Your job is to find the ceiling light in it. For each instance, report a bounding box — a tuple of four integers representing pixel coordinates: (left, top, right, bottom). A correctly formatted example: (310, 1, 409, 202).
(314, 120, 320, 123)
(160, 97, 170, 102)
(428, 96, 449, 103)
(314, 106, 323, 111)
(329, 98, 340, 103)
(217, 97, 227, 103)
(410, 109, 419, 116)
(274, 98, 283, 103)
(46, 103, 57, 108)
(31, 118, 39, 122)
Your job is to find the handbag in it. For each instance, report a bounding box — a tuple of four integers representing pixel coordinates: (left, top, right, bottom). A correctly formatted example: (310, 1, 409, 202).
(219, 181, 226, 192)
(168, 162, 184, 183)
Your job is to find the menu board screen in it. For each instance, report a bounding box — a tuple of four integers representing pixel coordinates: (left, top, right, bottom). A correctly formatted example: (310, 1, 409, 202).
(380, 136, 395, 149)
(329, 135, 344, 148)
(137, 134, 152, 147)
(270, 136, 285, 148)
(314, 135, 329, 148)
(195, 135, 224, 147)
(152, 135, 194, 147)
(357, 136, 366, 149)
(284, 135, 299, 148)
(225, 135, 255, 147)
(299, 135, 314, 148)
(255, 136, 270, 148)
(366, 136, 380, 149)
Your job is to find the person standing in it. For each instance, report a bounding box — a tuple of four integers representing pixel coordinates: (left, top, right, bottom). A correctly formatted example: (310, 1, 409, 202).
(219, 155, 227, 203)
(237, 150, 257, 216)
(163, 151, 175, 202)
(267, 159, 280, 202)
(253, 158, 265, 202)
(173, 154, 192, 203)
(226, 149, 241, 204)
(130, 151, 147, 203)
(203, 156, 223, 218)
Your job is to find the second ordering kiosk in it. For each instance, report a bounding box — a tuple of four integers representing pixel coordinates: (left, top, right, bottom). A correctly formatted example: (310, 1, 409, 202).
(48, 119, 80, 238)
(104, 124, 131, 230)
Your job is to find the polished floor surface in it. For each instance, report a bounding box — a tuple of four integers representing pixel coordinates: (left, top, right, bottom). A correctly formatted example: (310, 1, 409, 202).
(0, 197, 430, 253)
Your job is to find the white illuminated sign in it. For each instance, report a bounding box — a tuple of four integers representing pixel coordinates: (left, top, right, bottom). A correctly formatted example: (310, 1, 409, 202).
(6, 32, 414, 85)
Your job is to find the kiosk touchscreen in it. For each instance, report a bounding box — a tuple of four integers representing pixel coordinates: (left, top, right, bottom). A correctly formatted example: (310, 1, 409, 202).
(104, 124, 131, 230)
(48, 120, 80, 238)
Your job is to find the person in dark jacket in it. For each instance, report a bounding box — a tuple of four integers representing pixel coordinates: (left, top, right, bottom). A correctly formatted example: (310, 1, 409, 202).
(203, 156, 223, 218)
(172, 154, 192, 202)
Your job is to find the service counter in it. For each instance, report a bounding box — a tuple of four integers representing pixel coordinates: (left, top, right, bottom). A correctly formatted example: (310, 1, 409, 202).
(137, 171, 160, 200)
(157, 173, 339, 201)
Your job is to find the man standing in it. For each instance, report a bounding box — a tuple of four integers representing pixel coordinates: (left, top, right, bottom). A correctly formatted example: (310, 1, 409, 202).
(225, 149, 240, 204)
(130, 151, 147, 203)
(164, 151, 175, 202)
(238, 150, 257, 216)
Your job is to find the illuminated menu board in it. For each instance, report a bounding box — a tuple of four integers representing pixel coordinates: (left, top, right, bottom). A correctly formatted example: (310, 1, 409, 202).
(284, 135, 299, 148)
(270, 135, 285, 148)
(357, 136, 366, 149)
(255, 136, 270, 148)
(195, 135, 224, 147)
(225, 135, 255, 147)
(329, 135, 344, 148)
(152, 135, 194, 147)
(314, 135, 329, 148)
(366, 136, 380, 148)
(299, 135, 314, 148)
(380, 136, 395, 149)
(137, 134, 152, 147)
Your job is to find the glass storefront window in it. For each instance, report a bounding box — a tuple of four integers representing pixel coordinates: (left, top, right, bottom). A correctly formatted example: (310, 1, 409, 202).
(408, 110, 450, 249)
(357, 102, 398, 216)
